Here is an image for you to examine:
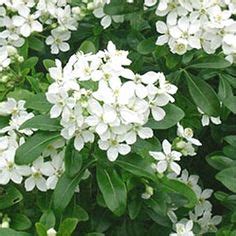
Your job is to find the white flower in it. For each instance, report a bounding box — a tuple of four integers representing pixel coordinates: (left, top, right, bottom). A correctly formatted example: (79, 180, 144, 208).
(86, 98, 118, 135)
(46, 28, 71, 54)
(194, 187, 213, 216)
(170, 220, 194, 236)
(42, 138, 65, 157)
(0, 146, 30, 185)
(197, 108, 221, 126)
(98, 134, 131, 161)
(46, 86, 75, 118)
(197, 210, 222, 234)
(55, 5, 78, 31)
(46, 151, 65, 189)
(0, 46, 10, 71)
(24, 157, 54, 192)
(177, 123, 202, 146)
(12, 8, 42, 37)
(178, 169, 199, 191)
(149, 139, 182, 175)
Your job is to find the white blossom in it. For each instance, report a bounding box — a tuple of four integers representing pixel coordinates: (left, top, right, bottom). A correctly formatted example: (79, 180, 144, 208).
(170, 220, 194, 236)
(197, 108, 222, 126)
(149, 139, 182, 175)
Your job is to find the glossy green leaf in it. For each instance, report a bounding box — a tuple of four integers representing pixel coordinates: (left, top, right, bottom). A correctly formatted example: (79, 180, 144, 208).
(0, 228, 30, 236)
(15, 131, 61, 165)
(147, 104, 185, 129)
(11, 214, 32, 231)
(57, 218, 78, 236)
(65, 138, 83, 178)
(161, 177, 198, 208)
(25, 93, 52, 113)
(39, 210, 56, 229)
(137, 37, 156, 55)
(225, 136, 236, 147)
(43, 59, 55, 70)
(116, 154, 156, 181)
(20, 115, 61, 131)
(0, 185, 23, 210)
(216, 167, 236, 193)
(79, 40, 96, 54)
(96, 167, 127, 216)
(185, 72, 220, 116)
(189, 56, 231, 69)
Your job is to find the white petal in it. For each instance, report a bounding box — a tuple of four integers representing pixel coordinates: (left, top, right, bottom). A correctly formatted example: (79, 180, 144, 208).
(170, 162, 181, 175)
(149, 151, 166, 160)
(74, 136, 84, 151)
(25, 177, 35, 191)
(118, 144, 131, 155)
(138, 127, 153, 139)
(162, 139, 171, 154)
(151, 107, 166, 121)
(101, 15, 112, 29)
(36, 177, 47, 192)
(107, 147, 119, 161)
(156, 160, 168, 173)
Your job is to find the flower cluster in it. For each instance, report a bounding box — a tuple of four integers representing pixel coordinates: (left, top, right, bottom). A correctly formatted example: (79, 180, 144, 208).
(90, 0, 125, 29)
(0, 0, 85, 70)
(46, 41, 178, 161)
(0, 98, 65, 192)
(149, 123, 201, 176)
(146, 0, 236, 62)
(174, 170, 222, 235)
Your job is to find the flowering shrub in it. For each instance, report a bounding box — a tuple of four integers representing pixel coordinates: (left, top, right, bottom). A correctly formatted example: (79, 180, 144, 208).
(0, 0, 236, 235)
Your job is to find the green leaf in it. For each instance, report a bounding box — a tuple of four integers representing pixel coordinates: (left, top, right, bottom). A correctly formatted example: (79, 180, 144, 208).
(161, 177, 198, 208)
(40, 210, 56, 229)
(86, 233, 105, 236)
(103, 0, 141, 15)
(218, 76, 233, 101)
(132, 137, 161, 158)
(20, 115, 61, 131)
(189, 56, 231, 69)
(0, 185, 23, 210)
(65, 205, 89, 222)
(206, 154, 235, 170)
(185, 72, 220, 116)
(25, 93, 52, 113)
(116, 154, 156, 181)
(26, 76, 41, 93)
(128, 198, 142, 220)
(15, 131, 61, 165)
(57, 218, 78, 236)
(65, 139, 83, 178)
(7, 88, 34, 101)
(225, 136, 236, 147)
(216, 167, 236, 193)
(0, 116, 9, 129)
(0, 228, 30, 236)
(137, 37, 156, 55)
(43, 59, 55, 70)
(224, 96, 236, 114)
(147, 104, 185, 129)
(35, 223, 47, 236)
(79, 40, 96, 54)
(21, 57, 38, 70)
(53, 174, 83, 214)
(96, 167, 127, 216)
(11, 214, 32, 231)
(28, 36, 44, 52)
(18, 39, 28, 59)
